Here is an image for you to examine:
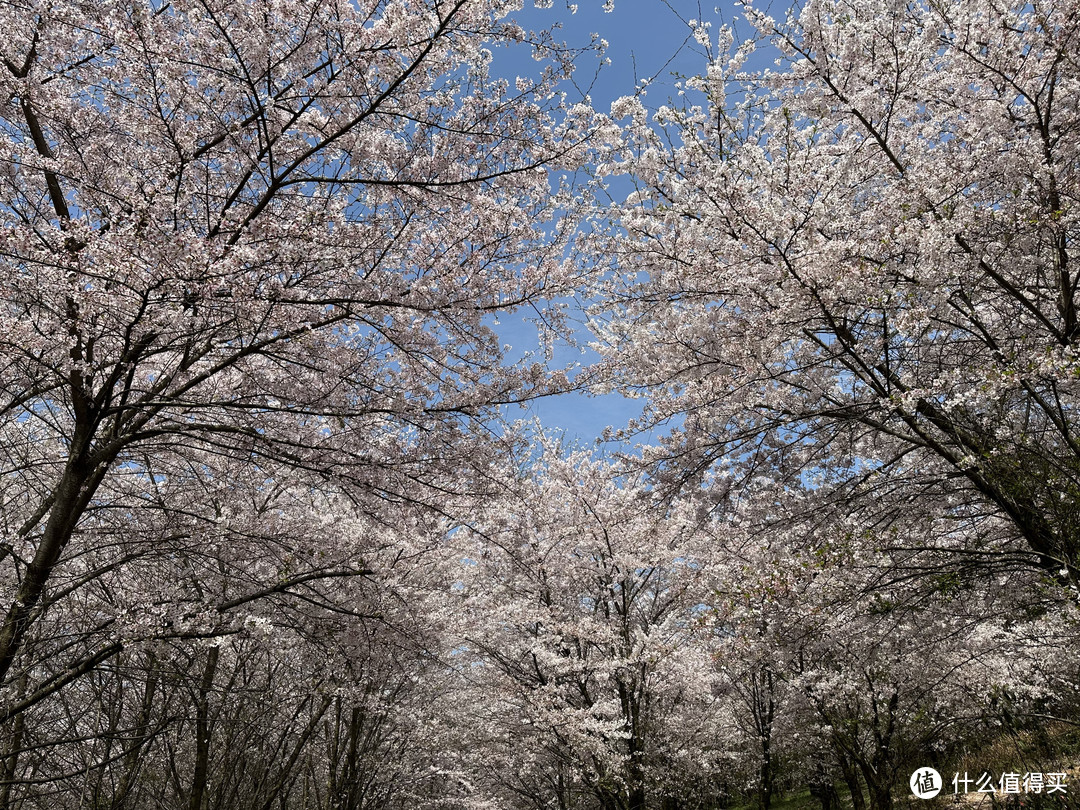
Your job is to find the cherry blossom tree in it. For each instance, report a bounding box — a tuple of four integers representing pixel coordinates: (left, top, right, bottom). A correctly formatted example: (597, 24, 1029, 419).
(0, 0, 607, 802)
(595, 0, 1080, 588)
(443, 451, 731, 810)
(591, 0, 1080, 784)
(702, 478, 1080, 810)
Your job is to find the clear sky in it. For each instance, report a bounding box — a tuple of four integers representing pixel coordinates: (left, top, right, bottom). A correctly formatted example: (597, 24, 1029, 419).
(491, 1, 737, 451)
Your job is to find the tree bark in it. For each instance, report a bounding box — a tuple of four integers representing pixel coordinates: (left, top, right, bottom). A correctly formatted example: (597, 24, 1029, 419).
(0, 675, 27, 810)
(188, 646, 220, 810)
(837, 755, 866, 810)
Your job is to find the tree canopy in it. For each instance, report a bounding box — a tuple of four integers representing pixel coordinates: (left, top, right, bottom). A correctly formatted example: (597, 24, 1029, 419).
(1, 0, 1079, 808)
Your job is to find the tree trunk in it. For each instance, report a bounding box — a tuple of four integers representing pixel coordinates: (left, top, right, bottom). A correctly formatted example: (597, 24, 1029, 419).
(837, 756, 866, 810)
(0, 676, 26, 810)
(188, 646, 220, 810)
(864, 777, 892, 810)
(809, 761, 838, 810)
(753, 667, 776, 810)
(111, 656, 160, 810)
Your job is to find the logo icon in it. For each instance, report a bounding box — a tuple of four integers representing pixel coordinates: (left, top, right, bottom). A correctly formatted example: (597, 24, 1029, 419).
(911, 768, 942, 799)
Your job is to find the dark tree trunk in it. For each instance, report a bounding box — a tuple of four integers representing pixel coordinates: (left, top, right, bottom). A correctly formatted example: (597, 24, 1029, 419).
(753, 667, 776, 810)
(112, 657, 160, 810)
(809, 761, 839, 810)
(188, 646, 220, 810)
(837, 756, 866, 810)
(0, 681, 26, 810)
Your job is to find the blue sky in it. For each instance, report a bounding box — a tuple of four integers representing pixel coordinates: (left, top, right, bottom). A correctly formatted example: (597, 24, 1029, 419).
(490, 1, 739, 450)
